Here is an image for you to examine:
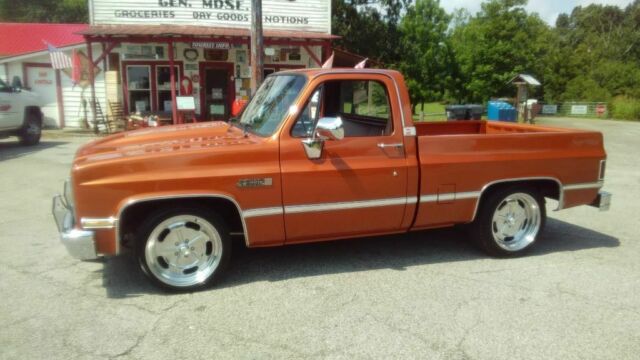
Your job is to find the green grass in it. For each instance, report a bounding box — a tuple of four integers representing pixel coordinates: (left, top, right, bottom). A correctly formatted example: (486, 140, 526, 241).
(610, 96, 640, 121)
(413, 102, 447, 122)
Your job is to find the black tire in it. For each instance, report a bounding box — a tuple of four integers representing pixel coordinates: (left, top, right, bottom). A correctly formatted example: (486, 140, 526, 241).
(469, 186, 546, 257)
(19, 112, 41, 146)
(136, 206, 231, 292)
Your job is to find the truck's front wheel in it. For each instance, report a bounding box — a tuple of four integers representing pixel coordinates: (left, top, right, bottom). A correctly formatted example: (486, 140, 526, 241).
(470, 187, 546, 257)
(137, 207, 231, 291)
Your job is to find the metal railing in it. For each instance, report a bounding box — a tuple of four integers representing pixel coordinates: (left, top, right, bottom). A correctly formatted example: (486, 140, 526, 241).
(538, 102, 609, 118)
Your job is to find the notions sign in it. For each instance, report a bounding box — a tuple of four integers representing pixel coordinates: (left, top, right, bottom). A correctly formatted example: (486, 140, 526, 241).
(89, 0, 331, 33)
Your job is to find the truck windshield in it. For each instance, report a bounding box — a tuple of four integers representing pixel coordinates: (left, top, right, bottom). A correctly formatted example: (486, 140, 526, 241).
(237, 74, 306, 137)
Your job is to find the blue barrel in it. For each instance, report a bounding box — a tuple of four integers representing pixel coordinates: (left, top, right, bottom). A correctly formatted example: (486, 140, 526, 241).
(488, 101, 516, 121)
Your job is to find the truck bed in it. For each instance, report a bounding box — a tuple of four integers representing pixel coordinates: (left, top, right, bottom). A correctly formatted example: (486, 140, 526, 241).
(411, 120, 605, 230)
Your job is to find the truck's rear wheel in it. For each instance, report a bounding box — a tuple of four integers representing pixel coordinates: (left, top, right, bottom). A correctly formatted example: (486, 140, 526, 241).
(470, 187, 546, 257)
(19, 114, 41, 146)
(136, 207, 231, 291)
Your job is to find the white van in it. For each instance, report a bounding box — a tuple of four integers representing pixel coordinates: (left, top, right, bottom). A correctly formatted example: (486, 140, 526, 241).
(0, 78, 43, 145)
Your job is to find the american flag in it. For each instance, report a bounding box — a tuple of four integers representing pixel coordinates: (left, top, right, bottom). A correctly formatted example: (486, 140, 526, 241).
(46, 43, 72, 69)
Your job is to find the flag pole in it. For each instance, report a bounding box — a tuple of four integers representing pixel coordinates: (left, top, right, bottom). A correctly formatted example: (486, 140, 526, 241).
(86, 40, 97, 132)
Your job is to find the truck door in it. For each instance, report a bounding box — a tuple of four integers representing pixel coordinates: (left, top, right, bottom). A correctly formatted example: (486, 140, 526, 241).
(0, 78, 20, 130)
(279, 75, 409, 243)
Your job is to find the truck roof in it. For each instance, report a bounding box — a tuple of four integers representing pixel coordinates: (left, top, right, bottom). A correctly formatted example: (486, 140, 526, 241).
(276, 68, 404, 81)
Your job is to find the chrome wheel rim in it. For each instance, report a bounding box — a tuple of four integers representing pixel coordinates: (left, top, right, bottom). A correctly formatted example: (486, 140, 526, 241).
(491, 193, 541, 251)
(145, 215, 222, 288)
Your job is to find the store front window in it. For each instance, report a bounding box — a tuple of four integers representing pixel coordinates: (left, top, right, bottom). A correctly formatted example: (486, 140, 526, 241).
(124, 62, 183, 114)
(127, 65, 151, 113)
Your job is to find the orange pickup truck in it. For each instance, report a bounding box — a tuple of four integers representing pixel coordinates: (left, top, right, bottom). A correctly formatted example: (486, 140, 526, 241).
(52, 69, 611, 290)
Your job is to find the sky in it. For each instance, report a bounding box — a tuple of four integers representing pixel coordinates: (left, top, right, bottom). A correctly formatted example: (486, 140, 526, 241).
(440, 0, 635, 25)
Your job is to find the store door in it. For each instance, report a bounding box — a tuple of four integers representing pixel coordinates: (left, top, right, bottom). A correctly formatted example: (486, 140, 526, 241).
(200, 63, 234, 121)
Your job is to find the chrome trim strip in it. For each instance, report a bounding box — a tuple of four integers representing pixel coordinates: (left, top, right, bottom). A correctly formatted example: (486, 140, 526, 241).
(457, 191, 482, 200)
(81, 217, 118, 230)
(421, 178, 601, 222)
(284, 197, 410, 214)
(243, 207, 284, 218)
(116, 194, 250, 250)
(563, 182, 604, 191)
(420, 191, 481, 203)
(406, 196, 418, 204)
(421, 194, 439, 203)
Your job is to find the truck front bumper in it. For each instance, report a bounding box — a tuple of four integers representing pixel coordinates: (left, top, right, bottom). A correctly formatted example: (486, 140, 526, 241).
(52, 194, 98, 260)
(590, 191, 612, 212)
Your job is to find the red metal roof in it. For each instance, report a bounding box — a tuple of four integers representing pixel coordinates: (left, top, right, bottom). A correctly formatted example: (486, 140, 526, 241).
(80, 24, 339, 40)
(0, 23, 88, 57)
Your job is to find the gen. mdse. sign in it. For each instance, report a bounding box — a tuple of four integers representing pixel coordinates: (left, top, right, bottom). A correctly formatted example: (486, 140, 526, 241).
(89, 0, 331, 33)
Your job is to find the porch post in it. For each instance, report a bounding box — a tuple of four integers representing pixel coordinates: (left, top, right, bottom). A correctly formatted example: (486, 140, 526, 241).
(168, 40, 179, 124)
(322, 41, 331, 62)
(86, 39, 97, 132)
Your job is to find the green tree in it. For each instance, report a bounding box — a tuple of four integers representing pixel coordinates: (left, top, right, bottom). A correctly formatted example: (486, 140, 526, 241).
(399, 0, 453, 108)
(450, 0, 552, 103)
(332, 0, 409, 65)
(0, 0, 88, 23)
(546, 3, 640, 102)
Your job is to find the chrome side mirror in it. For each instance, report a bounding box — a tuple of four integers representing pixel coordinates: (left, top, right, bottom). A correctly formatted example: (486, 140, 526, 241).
(301, 116, 344, 160)
(302, 138, 324, 160)
(315, 116, 344, 141)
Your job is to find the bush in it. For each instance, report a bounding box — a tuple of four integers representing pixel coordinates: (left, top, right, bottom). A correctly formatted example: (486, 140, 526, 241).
(609, 96, 640, 121)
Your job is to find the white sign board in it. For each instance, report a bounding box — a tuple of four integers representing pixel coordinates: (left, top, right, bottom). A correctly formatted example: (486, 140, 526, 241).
(541, 105, 558, 115)
(89, 0, 331, 34)
(571, 105, 588, 115)
(176, 96, 196, 111)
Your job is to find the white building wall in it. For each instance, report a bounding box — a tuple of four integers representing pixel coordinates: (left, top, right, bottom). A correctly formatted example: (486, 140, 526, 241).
(0, 44, 106, 129)
(61, 56, 107, 128)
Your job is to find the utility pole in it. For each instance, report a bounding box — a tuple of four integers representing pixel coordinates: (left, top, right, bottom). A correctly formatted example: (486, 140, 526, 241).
(250, 0, 264, 95)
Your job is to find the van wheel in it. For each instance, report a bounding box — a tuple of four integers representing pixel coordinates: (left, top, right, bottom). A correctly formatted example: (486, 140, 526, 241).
(470, 187, 546, 257)
(20, 114, 41, 146)
(136, 207, 231, 291)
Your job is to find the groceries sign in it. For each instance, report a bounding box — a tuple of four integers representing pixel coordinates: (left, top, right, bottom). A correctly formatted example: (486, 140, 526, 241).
(89, 0, 331, 33)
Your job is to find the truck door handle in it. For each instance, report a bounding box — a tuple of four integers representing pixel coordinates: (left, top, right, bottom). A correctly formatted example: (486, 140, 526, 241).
(377, 143, 404, 149)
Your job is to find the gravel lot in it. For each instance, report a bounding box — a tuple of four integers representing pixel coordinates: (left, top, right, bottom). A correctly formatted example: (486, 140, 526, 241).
(1, 118, 638, 359)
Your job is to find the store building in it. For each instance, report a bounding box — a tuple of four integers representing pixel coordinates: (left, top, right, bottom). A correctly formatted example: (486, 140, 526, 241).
(80, 0, 335, 125)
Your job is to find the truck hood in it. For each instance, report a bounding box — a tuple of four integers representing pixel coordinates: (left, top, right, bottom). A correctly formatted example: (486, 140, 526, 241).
(74, 121, 259, 165)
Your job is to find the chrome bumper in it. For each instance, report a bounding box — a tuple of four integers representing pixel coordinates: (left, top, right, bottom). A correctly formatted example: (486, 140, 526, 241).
(590, 191, 612, 212)
(52, 194, 98, 260)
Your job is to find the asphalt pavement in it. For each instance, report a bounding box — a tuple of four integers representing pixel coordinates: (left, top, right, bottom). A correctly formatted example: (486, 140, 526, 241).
(0, 117, 638, 359)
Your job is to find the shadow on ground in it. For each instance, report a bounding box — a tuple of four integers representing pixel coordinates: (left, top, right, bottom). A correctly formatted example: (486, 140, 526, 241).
(0, 140, 68, 161)
(99, 218, 619, 298)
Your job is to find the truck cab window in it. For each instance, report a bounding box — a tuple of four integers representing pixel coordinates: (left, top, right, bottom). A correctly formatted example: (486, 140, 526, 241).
(292, 79, 393, 138)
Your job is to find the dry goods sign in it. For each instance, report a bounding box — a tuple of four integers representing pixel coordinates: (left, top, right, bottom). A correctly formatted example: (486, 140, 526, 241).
(89, 0, 330, 33)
